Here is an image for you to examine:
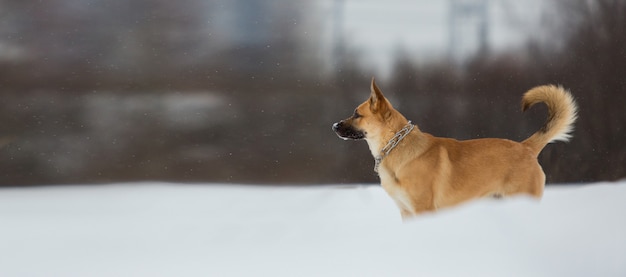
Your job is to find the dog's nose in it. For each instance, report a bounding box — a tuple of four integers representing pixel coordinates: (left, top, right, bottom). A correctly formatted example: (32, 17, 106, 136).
(332, 122, 341, 132)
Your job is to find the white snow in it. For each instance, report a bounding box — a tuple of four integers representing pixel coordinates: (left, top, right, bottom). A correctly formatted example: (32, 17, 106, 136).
(1, 182, 625, 277)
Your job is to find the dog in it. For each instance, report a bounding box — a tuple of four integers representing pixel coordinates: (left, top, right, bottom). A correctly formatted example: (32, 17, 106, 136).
(332, 78, 578, 219)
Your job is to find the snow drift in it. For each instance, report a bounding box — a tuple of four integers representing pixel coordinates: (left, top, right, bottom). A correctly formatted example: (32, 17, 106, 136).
(1, 182, 625, 277)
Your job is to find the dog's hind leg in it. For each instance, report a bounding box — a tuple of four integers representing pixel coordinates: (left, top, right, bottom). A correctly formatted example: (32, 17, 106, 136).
(506, 174, 545, 199)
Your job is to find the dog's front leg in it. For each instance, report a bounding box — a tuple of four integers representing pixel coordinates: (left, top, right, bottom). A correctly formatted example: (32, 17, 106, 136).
(400, 209, 414, 221)
(400, 202, 437, 221)
(396, 196, 437, 221)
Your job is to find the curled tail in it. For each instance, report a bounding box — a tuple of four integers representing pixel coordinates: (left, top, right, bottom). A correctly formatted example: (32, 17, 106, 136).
(521, 85, 578, 156)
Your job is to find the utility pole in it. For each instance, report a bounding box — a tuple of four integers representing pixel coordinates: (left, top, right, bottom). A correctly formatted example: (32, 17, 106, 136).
(448, 0, 489, 64)
(331, 0, 345, 72)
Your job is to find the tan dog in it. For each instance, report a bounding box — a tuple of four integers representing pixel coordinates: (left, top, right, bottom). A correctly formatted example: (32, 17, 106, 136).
(332, 78, 578, 218)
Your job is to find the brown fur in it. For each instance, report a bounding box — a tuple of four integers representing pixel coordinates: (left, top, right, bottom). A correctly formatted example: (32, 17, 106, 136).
(333, 79, 578, 219)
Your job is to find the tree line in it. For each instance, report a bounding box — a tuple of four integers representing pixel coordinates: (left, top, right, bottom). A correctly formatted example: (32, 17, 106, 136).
(0, 0, 624, 185)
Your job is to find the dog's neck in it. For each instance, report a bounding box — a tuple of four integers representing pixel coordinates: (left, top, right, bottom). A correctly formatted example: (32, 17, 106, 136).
(366, 121, 417, 173)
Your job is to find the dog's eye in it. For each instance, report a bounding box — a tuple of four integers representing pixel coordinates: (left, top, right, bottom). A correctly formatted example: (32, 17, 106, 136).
(353, 111, 361, 118)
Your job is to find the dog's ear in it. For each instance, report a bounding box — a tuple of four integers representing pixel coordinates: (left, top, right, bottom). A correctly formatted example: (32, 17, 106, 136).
(369, 78, 392, 118)
(369, 77, 385, 111)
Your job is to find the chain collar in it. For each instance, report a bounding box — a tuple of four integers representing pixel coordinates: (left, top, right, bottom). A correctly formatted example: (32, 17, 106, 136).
(374, 121, 415, 173)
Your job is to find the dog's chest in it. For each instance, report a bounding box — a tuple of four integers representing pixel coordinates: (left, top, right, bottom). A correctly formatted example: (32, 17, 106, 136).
(379, 171, 415, 213)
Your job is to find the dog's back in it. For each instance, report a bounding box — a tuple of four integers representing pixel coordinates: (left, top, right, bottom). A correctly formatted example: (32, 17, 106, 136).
(421, 137, 545, 208)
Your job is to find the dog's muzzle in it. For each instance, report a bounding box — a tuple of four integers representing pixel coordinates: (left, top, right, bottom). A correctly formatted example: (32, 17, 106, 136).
(332, 121, 365, 140)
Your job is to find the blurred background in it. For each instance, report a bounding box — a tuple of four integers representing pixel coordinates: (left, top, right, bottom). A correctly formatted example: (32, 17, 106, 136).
(0, 0, 624, 186)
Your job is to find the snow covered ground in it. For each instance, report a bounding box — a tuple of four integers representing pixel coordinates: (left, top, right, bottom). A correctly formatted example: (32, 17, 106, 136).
(1, 182, 625, 277)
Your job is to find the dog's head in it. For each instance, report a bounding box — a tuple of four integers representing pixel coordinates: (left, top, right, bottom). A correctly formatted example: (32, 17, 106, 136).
(332, 78, 405, 142)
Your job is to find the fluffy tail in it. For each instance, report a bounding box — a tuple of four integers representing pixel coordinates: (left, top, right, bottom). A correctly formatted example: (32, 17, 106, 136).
(521, 85, 578, 156)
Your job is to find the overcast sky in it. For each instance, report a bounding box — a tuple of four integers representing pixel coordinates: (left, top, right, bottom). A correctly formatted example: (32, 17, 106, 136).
(319, 0, 548, 76)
